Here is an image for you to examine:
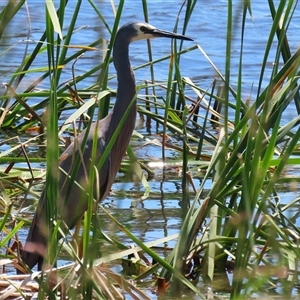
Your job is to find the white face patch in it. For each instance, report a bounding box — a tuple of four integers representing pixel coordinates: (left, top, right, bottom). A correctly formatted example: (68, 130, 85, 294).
(130, 22, 158, 42)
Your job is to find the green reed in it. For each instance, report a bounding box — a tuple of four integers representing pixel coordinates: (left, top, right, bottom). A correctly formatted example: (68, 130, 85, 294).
(1, 0, 300, 299)
(162, 0, 300, 299)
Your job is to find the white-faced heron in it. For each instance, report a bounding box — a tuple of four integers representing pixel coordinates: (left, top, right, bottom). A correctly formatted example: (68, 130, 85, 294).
(19, 21, 193, 271)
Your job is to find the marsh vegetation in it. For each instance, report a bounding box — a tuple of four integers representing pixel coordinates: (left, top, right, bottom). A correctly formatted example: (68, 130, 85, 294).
(1, 0, 300, 299)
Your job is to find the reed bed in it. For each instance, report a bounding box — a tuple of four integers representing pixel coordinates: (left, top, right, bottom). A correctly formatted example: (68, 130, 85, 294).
(1, 0, 300, 299)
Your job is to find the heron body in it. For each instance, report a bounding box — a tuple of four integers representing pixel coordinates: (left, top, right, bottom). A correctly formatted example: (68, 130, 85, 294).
(20, 21, 192, 271)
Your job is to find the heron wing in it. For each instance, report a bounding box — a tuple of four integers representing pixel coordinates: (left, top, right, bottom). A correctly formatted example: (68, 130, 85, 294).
(20, 123, 111, 270)
(58, 122, 110, 228)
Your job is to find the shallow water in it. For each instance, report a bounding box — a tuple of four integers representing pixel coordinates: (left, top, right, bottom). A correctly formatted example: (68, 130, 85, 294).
(1, 1, 300, 299)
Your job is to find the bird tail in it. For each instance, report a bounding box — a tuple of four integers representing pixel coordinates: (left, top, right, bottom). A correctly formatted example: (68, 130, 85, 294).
(18, 210, 47, 273)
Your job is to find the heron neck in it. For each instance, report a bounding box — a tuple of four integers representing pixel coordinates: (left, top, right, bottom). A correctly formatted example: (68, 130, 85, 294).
(101, 40, 137, 184)
(111, 41, 137, 128)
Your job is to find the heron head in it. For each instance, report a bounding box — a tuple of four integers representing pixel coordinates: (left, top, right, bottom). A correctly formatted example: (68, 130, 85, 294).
(119, 21, 193, 43)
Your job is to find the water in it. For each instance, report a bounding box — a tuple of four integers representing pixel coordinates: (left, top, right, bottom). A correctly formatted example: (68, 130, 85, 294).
(1, 1, 300, 298)
(2, 1, 300, 99)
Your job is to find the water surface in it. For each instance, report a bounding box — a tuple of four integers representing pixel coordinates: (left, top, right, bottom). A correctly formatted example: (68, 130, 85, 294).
(1, 1, 300, 298)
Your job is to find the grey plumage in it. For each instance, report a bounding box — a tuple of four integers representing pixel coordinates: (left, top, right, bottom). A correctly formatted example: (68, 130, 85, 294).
(20, 21, 192, 271)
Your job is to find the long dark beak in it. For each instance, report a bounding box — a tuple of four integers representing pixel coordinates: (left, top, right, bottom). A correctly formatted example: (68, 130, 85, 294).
(150, 28, 193, 41)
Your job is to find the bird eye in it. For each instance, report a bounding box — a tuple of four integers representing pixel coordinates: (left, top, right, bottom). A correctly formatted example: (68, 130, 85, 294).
(140, 26, 146, 32)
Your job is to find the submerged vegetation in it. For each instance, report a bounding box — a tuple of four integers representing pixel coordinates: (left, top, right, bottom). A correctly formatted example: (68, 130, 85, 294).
(1, 0, 300, 299)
